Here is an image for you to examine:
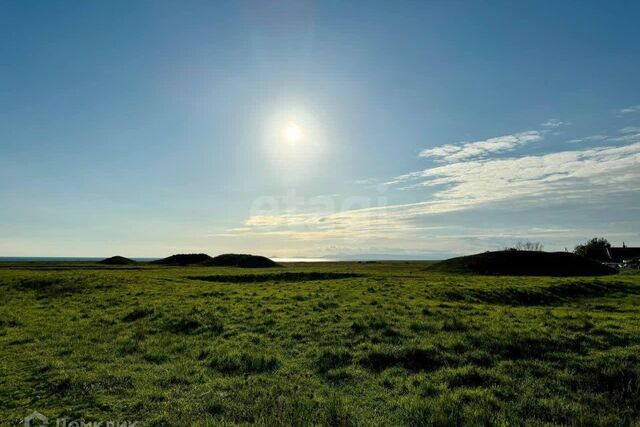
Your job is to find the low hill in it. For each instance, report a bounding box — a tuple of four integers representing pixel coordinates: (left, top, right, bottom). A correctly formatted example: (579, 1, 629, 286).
(152, 253, 213, 266)
(429, 250, 617, 276)
(205, 253, 280, 268)
(98, 256, 136, 265)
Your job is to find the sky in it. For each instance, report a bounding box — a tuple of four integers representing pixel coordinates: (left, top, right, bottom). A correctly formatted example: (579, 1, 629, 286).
(1, 0, 639, 259)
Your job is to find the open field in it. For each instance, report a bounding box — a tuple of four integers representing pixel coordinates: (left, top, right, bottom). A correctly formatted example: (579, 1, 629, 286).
(1, 262, 640, 426)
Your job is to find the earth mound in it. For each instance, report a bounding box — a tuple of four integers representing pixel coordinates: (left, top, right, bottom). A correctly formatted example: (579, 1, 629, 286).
(152, 253, 213, 266)
(98, 256, 136, 265)
(429, 250, 617, 276)
(205, 254, 280, 268)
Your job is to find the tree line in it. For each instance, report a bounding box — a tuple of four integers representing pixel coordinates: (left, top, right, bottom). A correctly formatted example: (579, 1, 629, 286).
(507, 237, 612, 262)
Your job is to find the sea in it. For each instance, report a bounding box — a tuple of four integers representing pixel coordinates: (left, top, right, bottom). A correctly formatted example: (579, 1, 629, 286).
(0, 257, 158, 262)
(0, 257, 335, 263)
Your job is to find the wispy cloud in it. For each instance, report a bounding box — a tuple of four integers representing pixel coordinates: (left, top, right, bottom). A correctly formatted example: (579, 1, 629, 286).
(620, 126, 640, 134)
(584, 134, 609, 141)
(223, 107, 640, 257)
(567, 129, 640, 145)
(609, 131, 640, 142)
(567, 135, 608, 144)
(541, 119, 568, 128)
(230, 142, 640, 243)
(352, 178, 378, 186)
(395, 142, 640, 204)
(418, 130, 543, 163)
(618, 105, 640, 114)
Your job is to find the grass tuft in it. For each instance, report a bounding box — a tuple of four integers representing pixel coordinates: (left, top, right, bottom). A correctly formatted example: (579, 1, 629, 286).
(207, 350, 281, 375)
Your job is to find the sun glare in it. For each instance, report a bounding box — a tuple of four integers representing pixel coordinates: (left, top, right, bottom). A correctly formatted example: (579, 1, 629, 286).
(284, 123, 303, 144)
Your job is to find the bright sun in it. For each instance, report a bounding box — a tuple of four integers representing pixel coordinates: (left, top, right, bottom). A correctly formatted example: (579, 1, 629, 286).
(283, 123, 303, 144)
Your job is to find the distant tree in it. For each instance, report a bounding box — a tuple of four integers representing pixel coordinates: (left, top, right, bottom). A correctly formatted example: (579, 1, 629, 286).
(512, 241, 544, 251)
(574, 237, 611, 262)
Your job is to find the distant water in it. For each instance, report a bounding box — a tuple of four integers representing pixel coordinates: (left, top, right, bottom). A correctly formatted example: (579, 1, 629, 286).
(0, 257, 158, 262)
(0, 256, 333, 263)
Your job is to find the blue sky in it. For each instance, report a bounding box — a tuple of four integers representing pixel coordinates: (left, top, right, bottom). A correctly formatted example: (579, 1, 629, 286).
(1, 0, 639, 258)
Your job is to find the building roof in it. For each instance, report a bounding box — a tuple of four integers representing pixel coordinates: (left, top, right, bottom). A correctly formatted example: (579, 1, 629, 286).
(607, 247, 640, 262)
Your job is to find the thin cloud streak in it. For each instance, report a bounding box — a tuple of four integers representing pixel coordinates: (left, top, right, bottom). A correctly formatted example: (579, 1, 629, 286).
(229, 141, 640, 242)
(541, 119, 568, 128)
(418, 131, 543, 163)
(619, 105, 640, 114)
(620, 126, 640, 134)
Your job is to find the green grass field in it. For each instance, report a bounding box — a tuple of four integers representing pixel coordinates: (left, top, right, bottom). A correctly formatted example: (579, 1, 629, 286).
(1, 262, 640, 426)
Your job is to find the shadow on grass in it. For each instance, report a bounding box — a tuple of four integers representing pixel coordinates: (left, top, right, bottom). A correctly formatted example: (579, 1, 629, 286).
(359, 345, 449, 372)
(206, 350, 280, 375)
(439, 281, 640, 306)
(13, 277, 108, 298)
(188, 272, 363, 283)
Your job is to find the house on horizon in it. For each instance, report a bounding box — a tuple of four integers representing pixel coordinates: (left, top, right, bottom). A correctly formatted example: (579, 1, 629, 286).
(606, 243, 640, 264)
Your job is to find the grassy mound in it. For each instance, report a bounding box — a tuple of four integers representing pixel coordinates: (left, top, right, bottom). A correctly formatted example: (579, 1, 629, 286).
(429, 250, 617, 276)
(152, 253, 213, 266)
(205, 253, 280, 268)
(98, 256, 135, 265)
